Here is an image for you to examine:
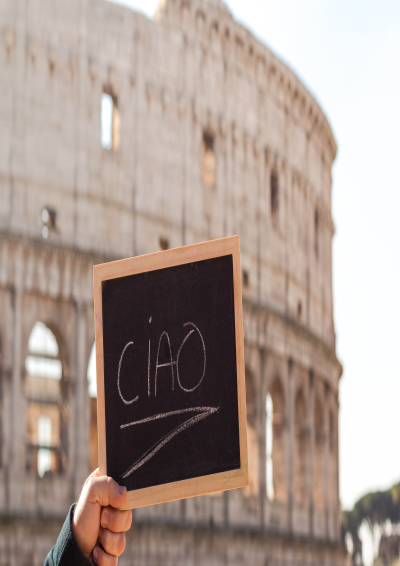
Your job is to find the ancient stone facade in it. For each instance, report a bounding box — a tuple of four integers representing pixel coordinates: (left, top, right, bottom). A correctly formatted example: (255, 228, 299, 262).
(0, 0, 344, 564)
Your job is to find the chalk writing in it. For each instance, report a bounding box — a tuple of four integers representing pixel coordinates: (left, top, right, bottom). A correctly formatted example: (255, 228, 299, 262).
(155, 331, 175, 396)
(118, 320, 212, 477)
(176, 322, 206, 393)
(120, 406, 219, 478)
(118, 341, 139, 405)
(147, 339, 150, 398)
(120, 406, 218, 429)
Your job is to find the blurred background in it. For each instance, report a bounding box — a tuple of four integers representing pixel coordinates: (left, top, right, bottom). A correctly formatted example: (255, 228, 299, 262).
(0, 0, 399, 565)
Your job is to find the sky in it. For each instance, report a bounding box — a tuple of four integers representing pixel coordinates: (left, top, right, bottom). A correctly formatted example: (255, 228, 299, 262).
(103, 0, 400, 512)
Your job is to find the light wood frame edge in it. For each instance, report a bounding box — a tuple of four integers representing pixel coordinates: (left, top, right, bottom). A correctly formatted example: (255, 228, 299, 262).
(93, 268, 107, 476)
(93, 236, 248, 509)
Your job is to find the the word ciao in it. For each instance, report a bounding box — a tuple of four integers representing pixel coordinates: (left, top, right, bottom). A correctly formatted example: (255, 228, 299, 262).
(117, 321, 206, 405)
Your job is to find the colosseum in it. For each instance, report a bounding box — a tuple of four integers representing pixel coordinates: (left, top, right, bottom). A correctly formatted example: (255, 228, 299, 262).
(0, 0, 344, 564)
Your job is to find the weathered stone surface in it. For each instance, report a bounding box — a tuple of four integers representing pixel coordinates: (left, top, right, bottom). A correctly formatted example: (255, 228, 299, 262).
(0, 0, 344, 563)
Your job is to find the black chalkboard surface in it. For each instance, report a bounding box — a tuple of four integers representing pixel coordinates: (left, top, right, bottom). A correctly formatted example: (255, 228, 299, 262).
(94, 237, 248, 509)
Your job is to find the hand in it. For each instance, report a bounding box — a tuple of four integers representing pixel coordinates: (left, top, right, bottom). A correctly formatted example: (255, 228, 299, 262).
(72, 469, 132, 565)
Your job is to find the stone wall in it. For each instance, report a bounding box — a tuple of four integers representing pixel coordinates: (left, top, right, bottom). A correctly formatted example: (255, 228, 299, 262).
(0, 0, 344, 563)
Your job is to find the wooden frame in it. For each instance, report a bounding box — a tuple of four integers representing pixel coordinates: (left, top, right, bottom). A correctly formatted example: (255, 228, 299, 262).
(93, 236, 248, 510)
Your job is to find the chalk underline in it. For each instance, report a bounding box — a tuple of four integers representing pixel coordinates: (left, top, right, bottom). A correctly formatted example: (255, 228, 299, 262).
(120, 406, 220, 479)
(120, 406, 218, 429)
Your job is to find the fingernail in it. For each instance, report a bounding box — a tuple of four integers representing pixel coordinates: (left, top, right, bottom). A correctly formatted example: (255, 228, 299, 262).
(119, 485, 126, 495)
(102, 511, 108, 527)
(93, 547, 99, 562)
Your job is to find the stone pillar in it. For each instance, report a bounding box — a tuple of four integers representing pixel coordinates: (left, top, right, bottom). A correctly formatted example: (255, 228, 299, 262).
(73, 301, 89, 498)
(334, 393, 340, 541)
(181, 101, 192, 246)
(308, 369, 315, 537)
(256, 136, 263, 303)
(323, 381, 330, 539)
(287, 357, 294, 533)
(180, 47, 190, 247)
(10, 285, 23, 511)
(223, 489, 229, 528)
(282, 158, 289, 241)
(284, 163, 292, 318)
(74, 0, 89, 248)
(133, 21, 145, 256)
(224, 38, 233, 240)
(259, 347, 267, 530)
(0, 361, 12, 512)
(180, 498, 187, 522)
(0, 363, 3, 470)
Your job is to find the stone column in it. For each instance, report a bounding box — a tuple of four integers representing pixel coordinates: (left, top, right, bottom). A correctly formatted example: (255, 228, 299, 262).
(133, 21, 145, 256)
(8, 0, 27, 506)
(74, 0, 89, 248)
(224, 36, 233, 240)
(73, 301, 89, 498)
(308, 369, 315, 537)
(259, 347, 267, 530)
(223, 489, 229, 528)
(0, 363, 3, 470)
(225, 120, 233, 237)
(180, 38, 190, 247)
(287, 357, 295, 533)
(323, 381, 330, 539)
(0, 359, 12, 512)
(256, 135, 263, 303)
(10, 285, 23, 511)
(284, 163, 292, 319)
(334, 393, 340, 541)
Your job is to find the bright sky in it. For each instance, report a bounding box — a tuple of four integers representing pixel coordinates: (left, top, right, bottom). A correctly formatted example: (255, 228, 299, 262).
(106, 0, 400, 511)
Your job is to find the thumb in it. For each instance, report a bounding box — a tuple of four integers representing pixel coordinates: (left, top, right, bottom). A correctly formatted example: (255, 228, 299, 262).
(85, 475, 127, 509)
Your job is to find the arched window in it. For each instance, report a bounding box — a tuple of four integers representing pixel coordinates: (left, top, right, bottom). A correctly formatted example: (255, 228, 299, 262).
(329, 410, 335, 454)
(267, 378, 286, 502)
(270, 170, 279, 220)
(314, 207, 319, 258)
(244, 368, 259, 496)
(314, 396, 324, 509)
(202, 130, 216, 188)
(101, 90, 120, 151)
(25, 322, 67, 476)
(294, 389, 307, 505)
(87, 343, 98, 472)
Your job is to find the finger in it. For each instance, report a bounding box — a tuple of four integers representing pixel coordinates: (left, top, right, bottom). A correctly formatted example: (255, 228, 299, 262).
(101, 507, 132, 533)
(99, 528, 126, 557)
(85, 476, 127, 509)
(93, 545, 118, 566)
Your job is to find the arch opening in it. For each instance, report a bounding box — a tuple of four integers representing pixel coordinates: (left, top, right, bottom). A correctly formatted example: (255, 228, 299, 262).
(267, 378, 286, 502)
(244, 368, 259, 496)
(202, 130, 216, 188)
(314, 396, 324, 509)
(294, 389, 308, 505)
(25, 322, 67, 477)
(270, 170, 279, 220)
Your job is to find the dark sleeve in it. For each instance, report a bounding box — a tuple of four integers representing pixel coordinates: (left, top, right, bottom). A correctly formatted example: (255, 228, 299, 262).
(44, 504, 93, 566)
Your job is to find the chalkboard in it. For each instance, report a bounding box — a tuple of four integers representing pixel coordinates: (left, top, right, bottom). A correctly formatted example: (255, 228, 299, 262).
(93, 237, 248, 509)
